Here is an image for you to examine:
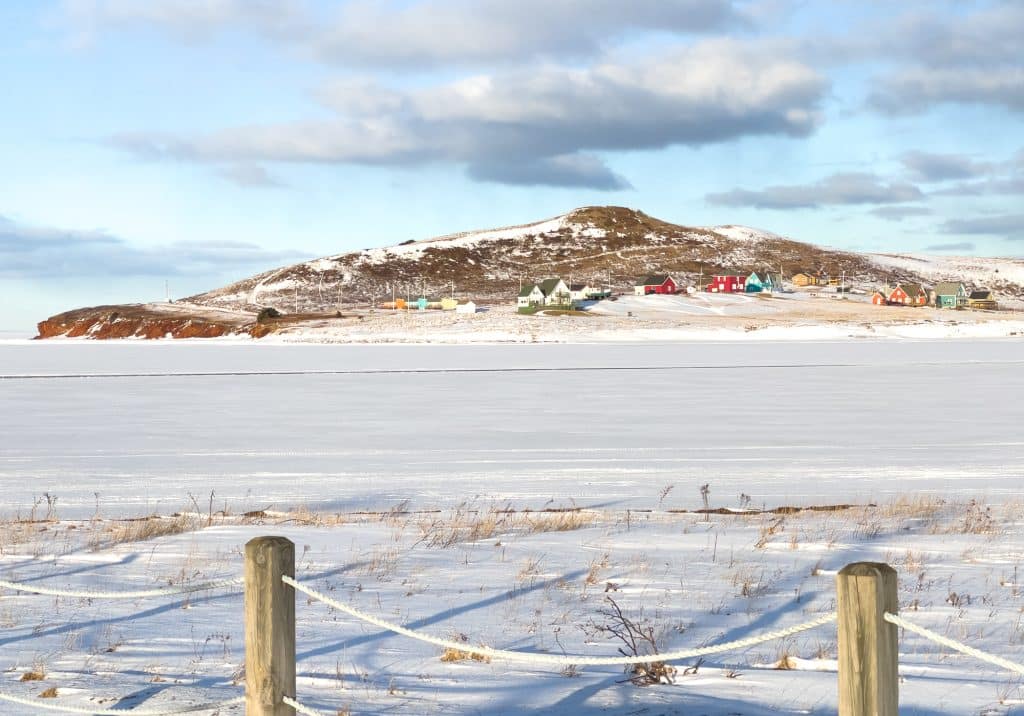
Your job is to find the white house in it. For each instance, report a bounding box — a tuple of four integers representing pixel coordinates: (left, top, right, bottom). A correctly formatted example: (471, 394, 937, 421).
(569, 283, 593, 302)
(455, 300, 478, 314)
(517, 284, 545, 308)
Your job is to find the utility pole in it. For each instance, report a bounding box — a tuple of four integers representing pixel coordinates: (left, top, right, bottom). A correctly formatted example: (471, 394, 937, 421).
(165, 279, 170, 303)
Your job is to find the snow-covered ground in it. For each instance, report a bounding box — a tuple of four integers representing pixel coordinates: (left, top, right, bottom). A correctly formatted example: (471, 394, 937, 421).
(2, 342, 1023, 714)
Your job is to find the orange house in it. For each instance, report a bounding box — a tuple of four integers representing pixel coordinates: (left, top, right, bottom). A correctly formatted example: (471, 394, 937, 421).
(886, 283, 928, 306)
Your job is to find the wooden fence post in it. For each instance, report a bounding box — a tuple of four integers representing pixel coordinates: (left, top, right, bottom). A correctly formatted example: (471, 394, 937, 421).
(837, 562, 898, 716)
(245, 536, 296, 716)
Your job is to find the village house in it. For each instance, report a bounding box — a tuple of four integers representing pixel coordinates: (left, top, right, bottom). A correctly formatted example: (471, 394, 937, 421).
(932, 282, 968, 309)
(707, 273, 746, 293)
(634, 275, 677, 295)
(877, 283, 928, 306)
(440, 296, 459, 311)
(569, 283, 594, 302)
(967, 289, 998, 310)
(791, 272, 817, 287)
(745, 271, 779, 293)
(517, 283, 545, 308)
(455, 300, 478, 314)
(537, 278, 571, 305)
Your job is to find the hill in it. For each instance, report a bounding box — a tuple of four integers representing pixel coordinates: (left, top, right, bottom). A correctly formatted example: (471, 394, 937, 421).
(36, 206, 1024, 339)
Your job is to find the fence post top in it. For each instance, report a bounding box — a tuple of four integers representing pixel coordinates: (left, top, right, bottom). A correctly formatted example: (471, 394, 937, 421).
(838, 562, 896, 578)
(245, 535, 294, 549)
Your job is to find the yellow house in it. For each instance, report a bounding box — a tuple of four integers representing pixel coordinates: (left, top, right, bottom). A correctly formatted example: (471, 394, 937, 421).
(791, 273, 817, 287)
(440, 297, 458, 311)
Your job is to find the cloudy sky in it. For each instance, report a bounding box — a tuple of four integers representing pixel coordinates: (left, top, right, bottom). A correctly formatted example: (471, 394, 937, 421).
(1, 1, 1022, 330)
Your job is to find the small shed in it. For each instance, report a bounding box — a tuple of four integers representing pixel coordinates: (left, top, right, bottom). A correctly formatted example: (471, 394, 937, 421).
(967, 289, 998, 310)
(932, 282, 967, 308)
(634, 275, 677, 295)
(455, 300, 478, 314)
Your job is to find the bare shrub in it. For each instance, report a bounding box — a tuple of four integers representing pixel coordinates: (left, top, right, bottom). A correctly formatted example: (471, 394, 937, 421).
(589, 597, 676, 686)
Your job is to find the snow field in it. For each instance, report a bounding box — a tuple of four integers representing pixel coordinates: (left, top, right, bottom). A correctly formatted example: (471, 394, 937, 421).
(1, 341, 1023, 714)
(2, 500, 1023, 714)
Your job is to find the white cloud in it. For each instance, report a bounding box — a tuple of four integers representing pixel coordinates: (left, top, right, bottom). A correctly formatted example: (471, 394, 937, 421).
(0, 214, 306, 278)
(109, 40, 827, 189)
(63, 0, 743, 66)
(707, 172, 922, 209)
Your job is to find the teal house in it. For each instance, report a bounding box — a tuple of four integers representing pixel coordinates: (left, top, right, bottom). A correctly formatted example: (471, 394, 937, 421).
(745, 271, 769, 293)
(933, 282, 967, 308)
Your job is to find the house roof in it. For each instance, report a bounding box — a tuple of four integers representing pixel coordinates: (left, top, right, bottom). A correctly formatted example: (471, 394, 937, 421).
(934, 281, 965, 296)
(970, 289, 993, 300)
(636, 274, 672, 286)
(897, 282, 926, 298)
(569, 283, 588, 291)
(519, 284, 538, 297)
(538, 278, 566, 295)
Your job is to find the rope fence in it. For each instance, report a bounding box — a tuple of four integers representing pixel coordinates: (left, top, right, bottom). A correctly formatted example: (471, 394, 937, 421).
(0, 577, 242, 600)
(0, 572, 244, 715)
(884, 612, 1024, 676)
(284, 574, 837, 666)
(0, 692, 244, 715)
(6, 538, 1024, 715)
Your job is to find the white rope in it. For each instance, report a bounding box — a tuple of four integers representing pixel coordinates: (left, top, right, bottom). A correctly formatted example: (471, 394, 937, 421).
(283, 696, 327, 716)
(0, 691, 244, 715)
(884, 612, 1024, 676)
(285, 576, 836, 666)
(0, 577, 242, 600)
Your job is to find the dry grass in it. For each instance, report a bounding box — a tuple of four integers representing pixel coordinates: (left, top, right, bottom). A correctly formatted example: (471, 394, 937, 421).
(439, 633, 491, 663)
(19, 671, 45, 682)
(416, 506, 596, 548)
(89, 513, 200, 551)
(439, 647, 491, 664)
(38, 687, 59, 698)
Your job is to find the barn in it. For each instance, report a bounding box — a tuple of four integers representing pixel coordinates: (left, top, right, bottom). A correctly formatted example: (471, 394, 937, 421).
(707, 274, 746, 293)
(634, 275, 677, 295)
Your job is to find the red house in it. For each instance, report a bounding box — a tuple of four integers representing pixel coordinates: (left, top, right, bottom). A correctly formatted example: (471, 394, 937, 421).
(634, 275, 677, 295)
(880, 283, 928, 306)
(707, 274, 747, 293)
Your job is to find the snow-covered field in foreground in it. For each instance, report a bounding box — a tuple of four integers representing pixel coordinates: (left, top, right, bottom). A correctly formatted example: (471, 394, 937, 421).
(1, 341, 1023, 715)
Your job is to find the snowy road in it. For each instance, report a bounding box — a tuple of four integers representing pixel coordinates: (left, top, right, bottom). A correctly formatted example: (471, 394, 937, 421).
(2, 340, 1023, 519)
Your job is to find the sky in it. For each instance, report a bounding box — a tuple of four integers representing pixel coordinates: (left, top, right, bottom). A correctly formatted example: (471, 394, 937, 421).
(1, 0, 1022, 331)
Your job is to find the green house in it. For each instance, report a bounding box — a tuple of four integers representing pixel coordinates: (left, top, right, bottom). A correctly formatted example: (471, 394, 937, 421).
(933, 281, 967, 308)
(745, 272, 764, 293)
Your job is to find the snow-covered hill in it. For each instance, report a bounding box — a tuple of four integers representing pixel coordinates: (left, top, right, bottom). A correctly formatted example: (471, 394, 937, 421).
(185, 207, 887, 312)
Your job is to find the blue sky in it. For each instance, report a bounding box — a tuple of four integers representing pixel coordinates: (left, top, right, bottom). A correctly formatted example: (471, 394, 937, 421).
(1, 0, 1022, 331)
